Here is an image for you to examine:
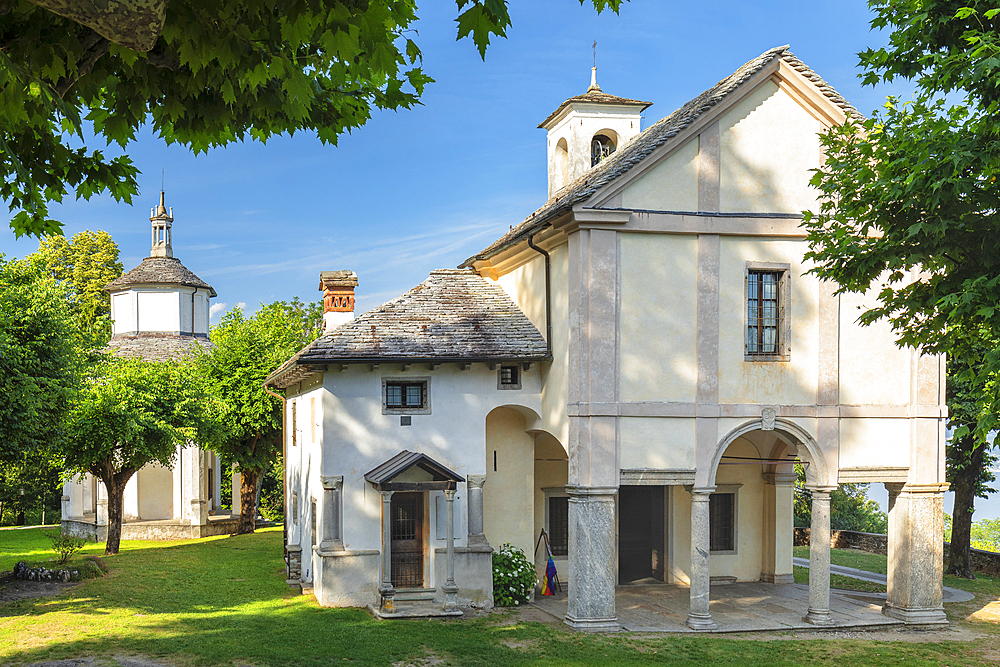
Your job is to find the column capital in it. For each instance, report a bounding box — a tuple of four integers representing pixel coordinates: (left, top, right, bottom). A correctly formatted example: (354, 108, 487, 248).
(466, 474, 487, 489)
(565, 484, 618, 498)
(379, 489, 394, 500)
(901, 482, 950, 495)
(804, 485, 836, 496)
(321, 475, 343, 491)
(690, 486, 716, 498)
(444, 488, 456, 500)
(762, 472, 797, 486)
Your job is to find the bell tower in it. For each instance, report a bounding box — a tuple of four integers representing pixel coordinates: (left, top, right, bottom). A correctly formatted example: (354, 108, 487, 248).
(538, 67, 651, 198)
(150, 190, 173, 258)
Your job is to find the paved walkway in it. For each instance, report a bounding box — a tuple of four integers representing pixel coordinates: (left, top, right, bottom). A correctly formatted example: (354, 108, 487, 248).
(791, 557, 975, 603)
(531, 582, 905, 633)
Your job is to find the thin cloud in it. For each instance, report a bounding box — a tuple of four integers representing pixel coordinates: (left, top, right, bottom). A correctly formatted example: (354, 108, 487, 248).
(209, 302, 227, 318)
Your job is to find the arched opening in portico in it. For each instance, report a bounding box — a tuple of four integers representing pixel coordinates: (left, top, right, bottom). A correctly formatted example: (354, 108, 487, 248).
(684, 417, 833, 630)
(482, 405, 568, 584)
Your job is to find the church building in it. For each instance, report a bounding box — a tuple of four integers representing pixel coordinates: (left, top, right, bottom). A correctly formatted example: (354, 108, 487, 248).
(61, 194, 239, 540)
(266, 46, 949, 630)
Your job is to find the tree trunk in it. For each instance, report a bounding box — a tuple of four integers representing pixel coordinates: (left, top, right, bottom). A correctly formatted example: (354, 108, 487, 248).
(104, 474, 125, 555)
(946, 434, 983, 578)
(237, 468, 260, 535)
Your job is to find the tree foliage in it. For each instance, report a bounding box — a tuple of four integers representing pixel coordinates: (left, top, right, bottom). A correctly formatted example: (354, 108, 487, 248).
(34, 230, 123, 345)
(65, 355, 217, 554)
(795, 465, 888, 534)
(1, 0, 625, 238)
(197, 300, 322, 533)
(803, 0, 1000, 438)
(0, 254, 83, 464)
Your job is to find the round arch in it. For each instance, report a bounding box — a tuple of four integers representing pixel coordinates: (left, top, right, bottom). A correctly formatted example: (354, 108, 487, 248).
(709, 417, 830, 488)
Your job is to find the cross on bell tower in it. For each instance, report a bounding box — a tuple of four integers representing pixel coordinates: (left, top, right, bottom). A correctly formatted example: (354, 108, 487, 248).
(150, 190, 173, 258)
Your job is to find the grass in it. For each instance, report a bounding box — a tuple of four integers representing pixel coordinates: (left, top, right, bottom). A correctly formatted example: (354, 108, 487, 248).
(0, 528, 992, 667)
(791, 546, 887, 592)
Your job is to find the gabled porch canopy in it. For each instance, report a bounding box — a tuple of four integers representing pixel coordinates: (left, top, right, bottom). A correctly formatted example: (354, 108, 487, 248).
(364, 450, 465, 492)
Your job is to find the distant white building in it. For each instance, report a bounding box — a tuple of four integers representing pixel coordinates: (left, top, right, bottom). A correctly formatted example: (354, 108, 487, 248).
(267, 47, 949, 629)
(62, 193, 239, 541)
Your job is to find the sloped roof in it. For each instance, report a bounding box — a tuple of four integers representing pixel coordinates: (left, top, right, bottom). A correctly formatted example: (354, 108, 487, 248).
(538, 86, 652, 129)
(265, 269, 548, 387)
(365, 450, 464, 490)
(461, 45, 862, 268)
(106, 332, 213, 362)
(105, 257, 217, 297)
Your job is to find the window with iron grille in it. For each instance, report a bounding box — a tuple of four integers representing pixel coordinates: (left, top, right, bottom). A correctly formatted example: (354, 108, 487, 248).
(709, 492, 736, 552)
(548, 496, 569, 556)
(745, 264, 790, 361)
(498, 364, 522, 390)
(382, 378, 431, 414)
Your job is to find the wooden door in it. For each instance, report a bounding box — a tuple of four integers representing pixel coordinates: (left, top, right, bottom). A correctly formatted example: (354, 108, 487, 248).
(390, 492, 424, 588)
(618, 486, 665, 584)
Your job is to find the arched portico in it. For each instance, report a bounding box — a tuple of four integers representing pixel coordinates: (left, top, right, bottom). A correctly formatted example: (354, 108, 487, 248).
(686, 417, 836, 630)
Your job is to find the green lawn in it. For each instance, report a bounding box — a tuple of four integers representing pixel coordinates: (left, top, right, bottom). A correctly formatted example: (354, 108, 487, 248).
(0, 528, 991, 667)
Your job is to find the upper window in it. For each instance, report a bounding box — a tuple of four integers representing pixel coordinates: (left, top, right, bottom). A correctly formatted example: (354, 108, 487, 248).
(382, 378, 431, 415)
(591, 134, 616, 166)
(745, 264, 790, 361)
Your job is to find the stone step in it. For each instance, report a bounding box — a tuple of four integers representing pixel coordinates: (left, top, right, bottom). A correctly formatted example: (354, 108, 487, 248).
(394, 587, 436, 601)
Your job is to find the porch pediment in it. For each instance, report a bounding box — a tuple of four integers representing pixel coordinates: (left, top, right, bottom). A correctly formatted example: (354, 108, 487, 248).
(364, 450, 464, 492)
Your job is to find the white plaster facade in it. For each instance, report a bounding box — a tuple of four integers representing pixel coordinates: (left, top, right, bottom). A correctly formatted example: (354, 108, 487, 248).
(272, 47, 948, 629)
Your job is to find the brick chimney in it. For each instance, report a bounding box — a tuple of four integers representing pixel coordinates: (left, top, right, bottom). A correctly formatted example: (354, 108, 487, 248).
(319, 270, 358, 333)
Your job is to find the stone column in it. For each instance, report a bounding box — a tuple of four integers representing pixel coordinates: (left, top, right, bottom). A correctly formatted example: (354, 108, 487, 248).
(884, 483, 948, 624)
(69, 474, 84, 519)
(95, 480, 108, 527)
(60, 491, 70, 524)
(761, 472, 796, 584)
(564, 485, 619, 632)
(466, 474, 488, 546)
(379, 490, 396, 614)
(804, 488, 835, 626)
(232, 471, 242, 517)
(319, 476, 344, 551)
(183, 446, 207, 526)
(443, 489, 459, 611)
(687, 488, 717, 630)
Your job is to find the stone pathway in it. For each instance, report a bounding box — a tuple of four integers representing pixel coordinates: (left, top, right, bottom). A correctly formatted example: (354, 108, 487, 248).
(531, 581, 905, 633)
(791, 557, 975, 603)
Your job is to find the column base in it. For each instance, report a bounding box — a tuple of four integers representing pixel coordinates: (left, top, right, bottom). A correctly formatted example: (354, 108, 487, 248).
(882, 603, 948, 625)
(564, 614, 620, 632)
(442, 584, 459, 612)
(686, 613, 718, 631)
(379, 585, 397, 614)
(803, 610, 835, 626)
(760, 572, 794, 584)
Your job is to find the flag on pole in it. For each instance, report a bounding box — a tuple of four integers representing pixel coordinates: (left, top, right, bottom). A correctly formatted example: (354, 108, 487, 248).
(542, 555, 558, 596)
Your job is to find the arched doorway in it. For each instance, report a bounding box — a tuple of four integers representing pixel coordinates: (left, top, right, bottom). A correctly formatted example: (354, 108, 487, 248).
(686, 417, 834, 630)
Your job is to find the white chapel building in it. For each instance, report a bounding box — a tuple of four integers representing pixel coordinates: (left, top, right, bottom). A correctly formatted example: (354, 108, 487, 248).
(266, 47, 949, 629)
(62, 193, 238, 540)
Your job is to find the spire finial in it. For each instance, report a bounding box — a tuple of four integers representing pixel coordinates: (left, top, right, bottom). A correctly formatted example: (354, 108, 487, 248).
(589, 40, 600, 92)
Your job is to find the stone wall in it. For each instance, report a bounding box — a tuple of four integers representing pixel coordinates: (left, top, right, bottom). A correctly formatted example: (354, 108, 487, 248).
(793, 528, 888, 555)
(793, 527, 1000, 575)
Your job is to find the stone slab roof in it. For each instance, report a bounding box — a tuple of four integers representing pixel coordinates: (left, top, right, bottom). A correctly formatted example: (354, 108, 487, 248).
(266, 269, 548, 387)
(538, 88, 653, 129)
(105, 257, 217, 297)
(365, 450, 464, 487)
(462, 46, 862, 268)
(106, 332, 213, 362)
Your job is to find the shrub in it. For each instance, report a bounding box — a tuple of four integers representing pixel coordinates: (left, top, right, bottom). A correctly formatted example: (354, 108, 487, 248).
(492, 543, 536, 607)
(45, 531, 88, 565)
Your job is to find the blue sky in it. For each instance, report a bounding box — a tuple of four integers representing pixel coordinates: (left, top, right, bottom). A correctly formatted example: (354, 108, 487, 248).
(1, 1, 992, 519)
(0, 0, 907, 318)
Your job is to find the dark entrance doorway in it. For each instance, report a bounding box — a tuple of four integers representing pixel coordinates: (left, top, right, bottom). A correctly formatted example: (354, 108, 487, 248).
(390, 492, 424, 588)
(618, 485, 665, 584)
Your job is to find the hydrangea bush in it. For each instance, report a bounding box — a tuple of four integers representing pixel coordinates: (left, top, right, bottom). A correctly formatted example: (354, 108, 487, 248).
(492, 543, 537, 606)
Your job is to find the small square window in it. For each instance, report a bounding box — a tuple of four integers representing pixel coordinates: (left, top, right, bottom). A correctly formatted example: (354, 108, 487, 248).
(497, 364, 522, 390)
(382, 378, 431, 414)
